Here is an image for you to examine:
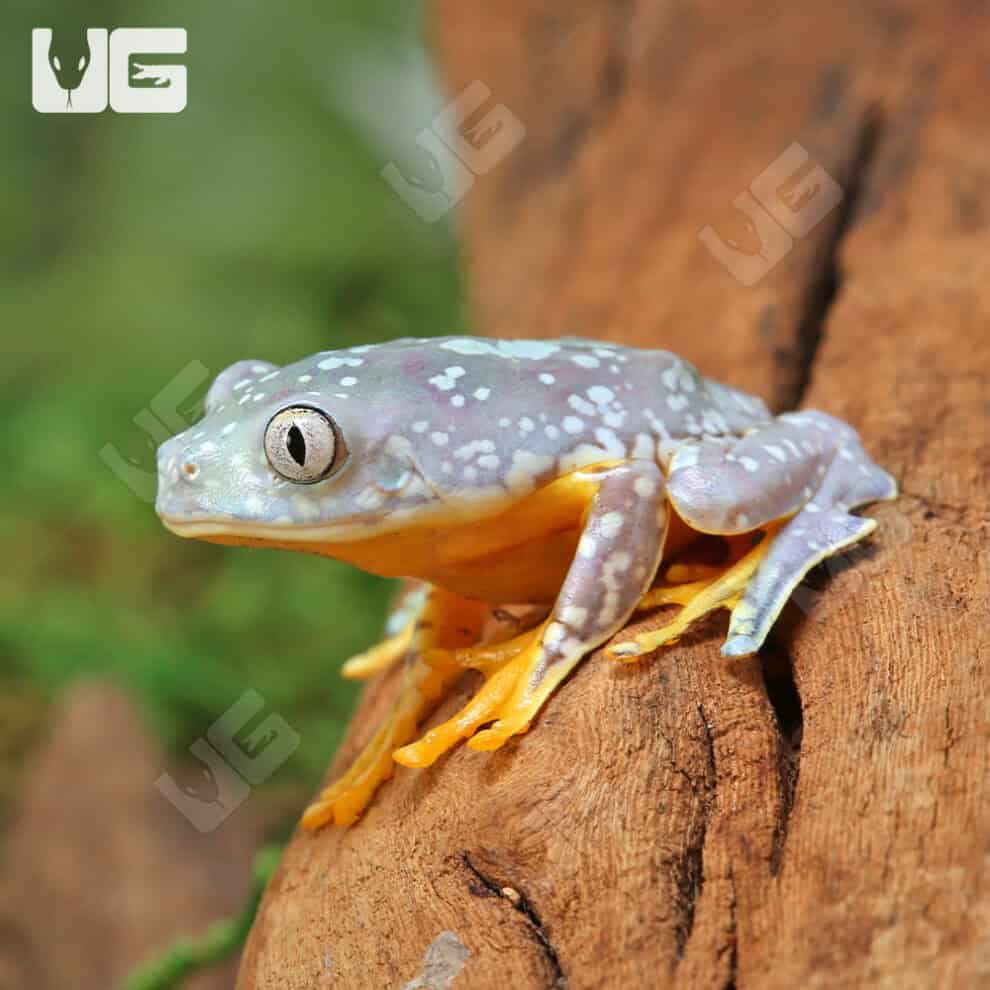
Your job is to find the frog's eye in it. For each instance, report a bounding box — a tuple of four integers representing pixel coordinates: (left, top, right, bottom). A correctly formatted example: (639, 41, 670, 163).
(264, 406, 343, 484)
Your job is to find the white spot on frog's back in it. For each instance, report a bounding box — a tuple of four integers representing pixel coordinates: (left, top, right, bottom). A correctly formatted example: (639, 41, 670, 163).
(587, 385, 615, 405)
(505, 450, 555, 492)
(317, 356, 364, 370)
(568, 394, 596, 416)
(593, 427, 626, 458)
(701, 409, 730, 434)
(439, 338, 560, 360)
(572, 354, 600, 368)
(428, 367, 465, 391)
(454, 440, 495, 461)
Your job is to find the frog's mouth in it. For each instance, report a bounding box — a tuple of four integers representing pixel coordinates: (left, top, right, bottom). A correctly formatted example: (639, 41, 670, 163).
(157, 485, 515, 547)
(159, 512, 404, 545)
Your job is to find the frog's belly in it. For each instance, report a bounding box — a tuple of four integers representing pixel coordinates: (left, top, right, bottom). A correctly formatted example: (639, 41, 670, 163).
(421, 527, 580, 603)
(203, 461, 699, 605)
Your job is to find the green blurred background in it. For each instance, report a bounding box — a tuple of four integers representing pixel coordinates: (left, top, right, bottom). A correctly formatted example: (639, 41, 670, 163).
(0, 0, 463, 826)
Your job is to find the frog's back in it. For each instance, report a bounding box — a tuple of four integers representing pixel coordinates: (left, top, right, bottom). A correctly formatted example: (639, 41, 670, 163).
(374, 335, 770, 442)
(298, 336, 772, 493)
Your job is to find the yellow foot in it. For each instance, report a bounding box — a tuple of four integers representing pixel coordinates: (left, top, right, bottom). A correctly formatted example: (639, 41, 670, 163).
(606, 531, 775, 662)
(301, 658, 456, 828)
(394, 620, 550, 767)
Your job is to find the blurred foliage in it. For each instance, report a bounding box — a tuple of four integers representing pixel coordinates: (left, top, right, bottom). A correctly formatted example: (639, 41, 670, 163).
(0, 0, 463, 798)
(119, 844, 283, 990)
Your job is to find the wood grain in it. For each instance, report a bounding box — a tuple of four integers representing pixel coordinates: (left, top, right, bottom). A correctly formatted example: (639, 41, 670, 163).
(239, 2, 990, 986)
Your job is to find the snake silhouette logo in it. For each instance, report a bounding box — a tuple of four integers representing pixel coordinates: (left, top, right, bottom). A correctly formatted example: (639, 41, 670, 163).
(32, 28, 187, 113)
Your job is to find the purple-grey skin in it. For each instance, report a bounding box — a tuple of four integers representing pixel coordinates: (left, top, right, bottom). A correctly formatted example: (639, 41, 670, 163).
(156, 336, 897, 678)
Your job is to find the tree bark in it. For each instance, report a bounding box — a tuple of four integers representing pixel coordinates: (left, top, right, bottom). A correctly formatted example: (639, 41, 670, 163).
(239, 2, 990, 986)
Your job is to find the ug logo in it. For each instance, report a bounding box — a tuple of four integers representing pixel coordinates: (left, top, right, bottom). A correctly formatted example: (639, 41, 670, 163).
(32, 27, 187, 113)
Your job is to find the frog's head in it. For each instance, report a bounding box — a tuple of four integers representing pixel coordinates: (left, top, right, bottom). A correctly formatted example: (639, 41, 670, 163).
(155, 353, 447, 546)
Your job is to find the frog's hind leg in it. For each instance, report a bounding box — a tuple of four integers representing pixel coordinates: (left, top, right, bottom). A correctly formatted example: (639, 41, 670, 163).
(301, 586, 487, 829)
(721, 428, 896, 657)
(608, 411, 896, 660)
(394, 460, 668, 765)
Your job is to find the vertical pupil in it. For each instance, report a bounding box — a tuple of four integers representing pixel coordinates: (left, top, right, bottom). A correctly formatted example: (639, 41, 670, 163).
(287, 424, 306, 466)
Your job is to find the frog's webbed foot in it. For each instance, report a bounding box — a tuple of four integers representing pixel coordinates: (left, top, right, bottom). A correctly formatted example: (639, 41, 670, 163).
(606, 531, 776, 660)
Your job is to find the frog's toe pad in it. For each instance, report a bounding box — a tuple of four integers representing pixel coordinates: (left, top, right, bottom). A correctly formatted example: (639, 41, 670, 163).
(720, 635, 760, 658)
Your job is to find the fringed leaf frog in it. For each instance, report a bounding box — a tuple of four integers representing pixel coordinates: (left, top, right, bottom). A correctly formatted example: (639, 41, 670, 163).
(156, 337, 897, 828)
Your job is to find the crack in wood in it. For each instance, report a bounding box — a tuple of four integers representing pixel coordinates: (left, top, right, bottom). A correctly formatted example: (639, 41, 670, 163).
(790, 113, 882, 409)
(900, 489, 988, 528)
(461, 853, 567, 988)
(674, 705, 717, 961)
(762, 646, 804, 876)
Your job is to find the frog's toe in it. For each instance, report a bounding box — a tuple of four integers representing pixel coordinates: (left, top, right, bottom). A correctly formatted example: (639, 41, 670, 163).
(466, 718, 530, 751)
(428, 621, 545, 673)
(302, 659, 452, 828)
(394, 633, 544, 766)
(719, 631, 761, 658)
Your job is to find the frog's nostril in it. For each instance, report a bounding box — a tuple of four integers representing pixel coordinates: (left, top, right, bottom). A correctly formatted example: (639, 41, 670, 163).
(181, 461, 200, 481)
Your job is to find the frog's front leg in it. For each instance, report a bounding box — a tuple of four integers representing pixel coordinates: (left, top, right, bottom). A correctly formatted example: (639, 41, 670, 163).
(609, 411, 896, 660)
(393, 461, 667, 765)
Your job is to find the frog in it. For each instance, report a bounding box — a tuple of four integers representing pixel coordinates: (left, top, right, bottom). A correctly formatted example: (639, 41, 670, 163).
(155, 336, 897, 829)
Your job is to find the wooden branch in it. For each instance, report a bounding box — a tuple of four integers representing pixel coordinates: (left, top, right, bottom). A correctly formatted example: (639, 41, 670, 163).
(239, 2, 990, 986)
